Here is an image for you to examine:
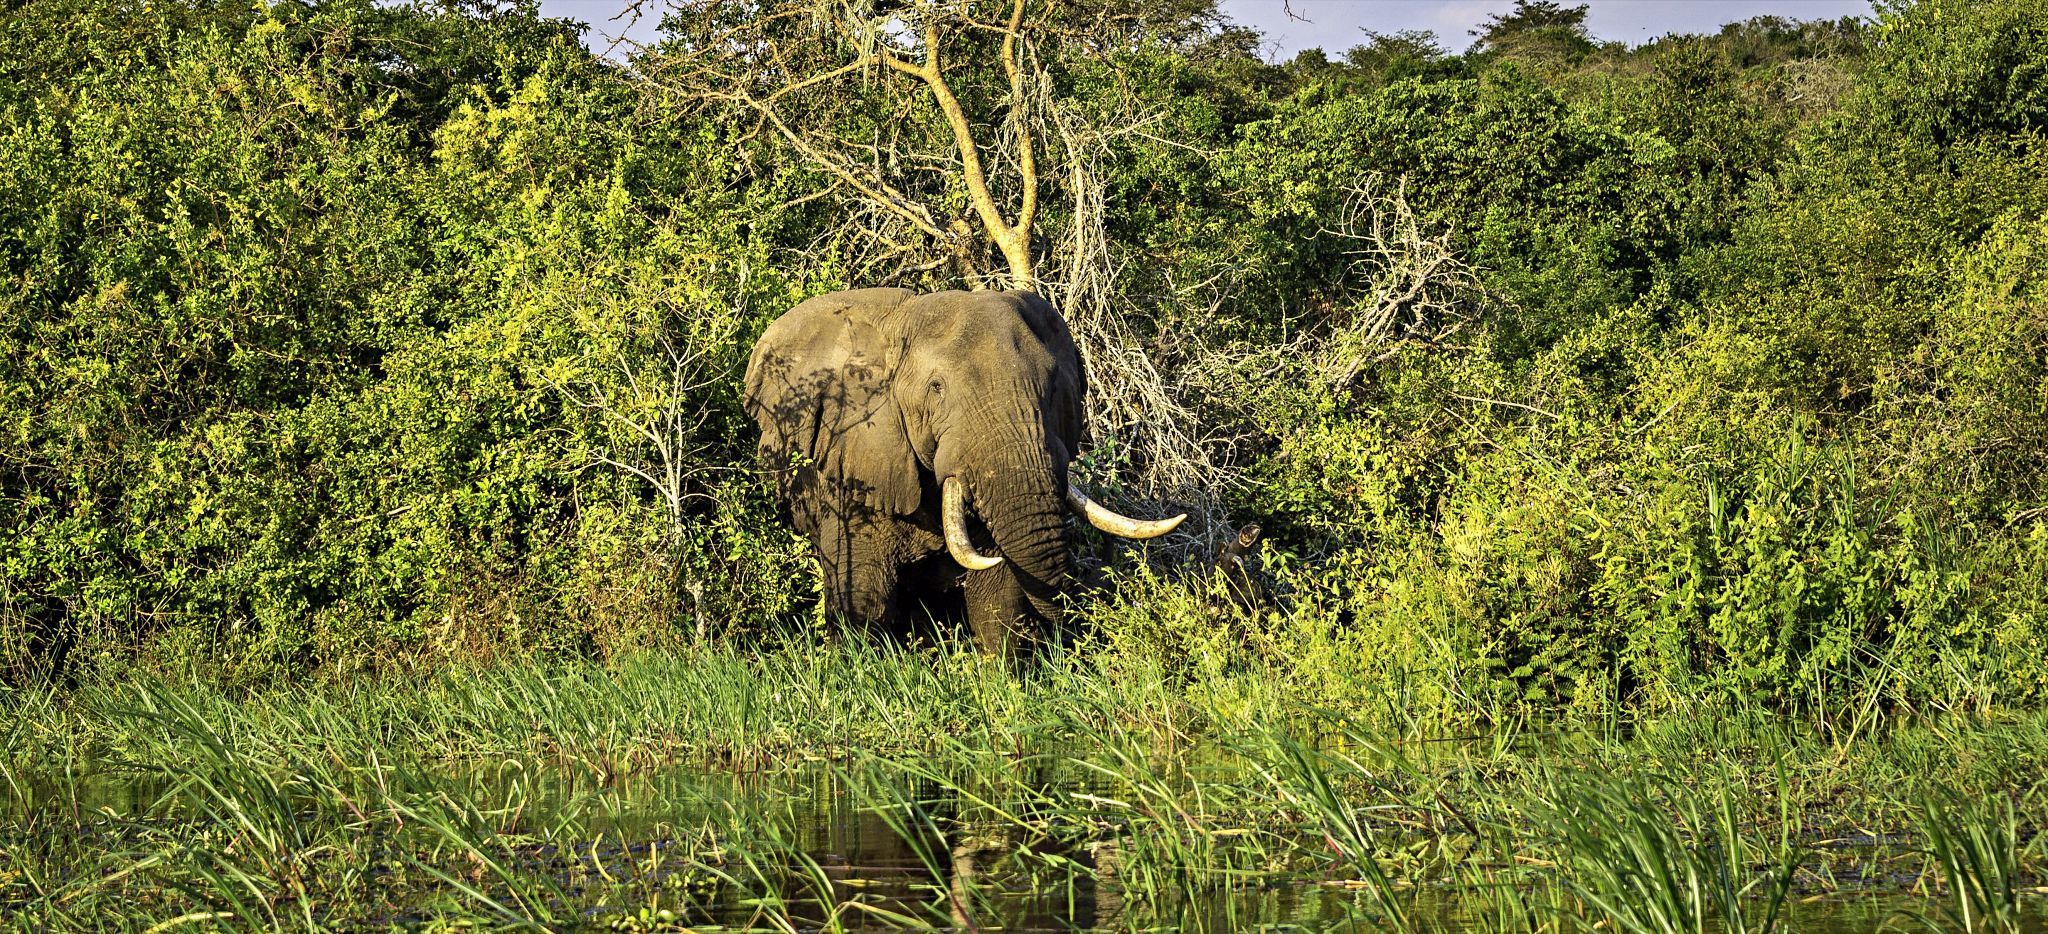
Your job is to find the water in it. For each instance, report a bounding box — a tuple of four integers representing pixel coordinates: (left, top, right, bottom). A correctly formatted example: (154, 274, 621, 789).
(4, 755, 2040, 931)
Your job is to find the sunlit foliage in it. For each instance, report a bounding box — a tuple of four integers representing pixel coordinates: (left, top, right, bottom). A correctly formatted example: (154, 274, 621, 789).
(2, 0, 2045, 721)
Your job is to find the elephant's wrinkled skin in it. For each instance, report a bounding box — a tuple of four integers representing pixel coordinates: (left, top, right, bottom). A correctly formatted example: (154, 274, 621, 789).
(744, 288, 1178, 656)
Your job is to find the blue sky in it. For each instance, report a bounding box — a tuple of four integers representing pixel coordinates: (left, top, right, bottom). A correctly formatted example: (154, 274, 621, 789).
(535, 0, 1877, 60)
(1230, 1, 1873, 59)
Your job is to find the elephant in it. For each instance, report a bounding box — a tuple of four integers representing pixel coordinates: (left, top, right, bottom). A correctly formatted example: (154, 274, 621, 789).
(744, 288, 1183, 656)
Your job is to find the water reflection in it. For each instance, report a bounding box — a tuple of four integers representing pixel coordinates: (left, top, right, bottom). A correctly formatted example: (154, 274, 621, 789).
(3, 755, 2032, 932)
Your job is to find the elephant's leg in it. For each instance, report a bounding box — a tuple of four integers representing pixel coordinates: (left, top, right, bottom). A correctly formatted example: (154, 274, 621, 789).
(847, 541, 902, 633)
(814, 520, 902, 634)
(811, 522, 855, 625)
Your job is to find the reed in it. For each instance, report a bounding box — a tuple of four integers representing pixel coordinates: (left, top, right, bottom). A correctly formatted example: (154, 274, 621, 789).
(1911, 783, 2032, 932)
(1530, 766, 1799, 934)
(4, 643, 2046, 930)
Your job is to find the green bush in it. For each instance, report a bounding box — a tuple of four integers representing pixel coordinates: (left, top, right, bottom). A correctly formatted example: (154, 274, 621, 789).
(2, 0, 2045, 725)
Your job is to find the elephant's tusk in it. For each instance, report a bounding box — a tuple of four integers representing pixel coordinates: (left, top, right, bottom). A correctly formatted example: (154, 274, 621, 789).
(942, 477, 1004, 571)
(1066, 486, 1186, 540)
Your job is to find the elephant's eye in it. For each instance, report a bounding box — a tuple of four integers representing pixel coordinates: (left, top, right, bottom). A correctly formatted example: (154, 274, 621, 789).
(928, 378, 945, 396)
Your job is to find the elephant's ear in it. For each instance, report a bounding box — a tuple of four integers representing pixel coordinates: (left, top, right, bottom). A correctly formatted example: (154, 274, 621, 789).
(1012, 291, 1088, 445)
(746, 294, 921, 521)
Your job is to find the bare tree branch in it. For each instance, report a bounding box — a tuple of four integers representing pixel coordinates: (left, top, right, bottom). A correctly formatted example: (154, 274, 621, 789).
(639, 0, 1046, 288)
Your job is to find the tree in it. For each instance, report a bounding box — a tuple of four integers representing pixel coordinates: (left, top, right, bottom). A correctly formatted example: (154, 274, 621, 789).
(639, 0, 1073, 289)
(1470, 0, 1593, 61)
(1343, 29, 1451, 83)
(635, 0, 1247, 292)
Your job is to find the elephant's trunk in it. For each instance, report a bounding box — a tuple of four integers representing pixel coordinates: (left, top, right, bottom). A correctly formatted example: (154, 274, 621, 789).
(958, 433, 1071, 625)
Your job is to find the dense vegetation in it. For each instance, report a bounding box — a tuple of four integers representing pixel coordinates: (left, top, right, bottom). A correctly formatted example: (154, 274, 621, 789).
(4, 0, 2047, 728)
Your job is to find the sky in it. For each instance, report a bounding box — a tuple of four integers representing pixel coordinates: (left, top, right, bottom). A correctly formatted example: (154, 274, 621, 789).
(1228, 1, 1873, 59)
(535, 0, 1878, 61)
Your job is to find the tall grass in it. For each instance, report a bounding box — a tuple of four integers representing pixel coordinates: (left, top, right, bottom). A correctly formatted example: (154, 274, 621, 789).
(4, 642, 2046, 930)
(1912, 783, 2034, 932)
(1532, 768, 1800, 934)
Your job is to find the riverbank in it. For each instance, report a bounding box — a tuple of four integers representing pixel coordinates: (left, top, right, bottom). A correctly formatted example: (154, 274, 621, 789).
(5, 641, 2045, 930)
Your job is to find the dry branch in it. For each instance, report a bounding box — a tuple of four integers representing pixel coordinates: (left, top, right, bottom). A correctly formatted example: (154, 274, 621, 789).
(1310, 174, 1484, 387)
(633, 0, 1047, 289)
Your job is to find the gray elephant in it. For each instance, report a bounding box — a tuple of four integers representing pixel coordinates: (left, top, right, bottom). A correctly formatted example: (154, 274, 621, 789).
(744, 288, 1182, 656)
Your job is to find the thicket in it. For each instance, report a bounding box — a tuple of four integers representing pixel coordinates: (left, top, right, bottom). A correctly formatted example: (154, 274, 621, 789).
(3, 0, 2045, 724)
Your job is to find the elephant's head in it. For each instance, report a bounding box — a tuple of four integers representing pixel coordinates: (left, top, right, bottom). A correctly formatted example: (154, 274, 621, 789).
(889, 292, 1185, 618)
(892, 292, 1079, 597)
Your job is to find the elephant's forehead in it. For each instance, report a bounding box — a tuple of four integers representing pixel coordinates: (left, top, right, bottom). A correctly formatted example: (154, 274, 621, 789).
(756, 288, 1071, 377)
(901, 289, 1038, 323)
(896, 299, 1047, 351)
(913, 315, 1037, 353)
